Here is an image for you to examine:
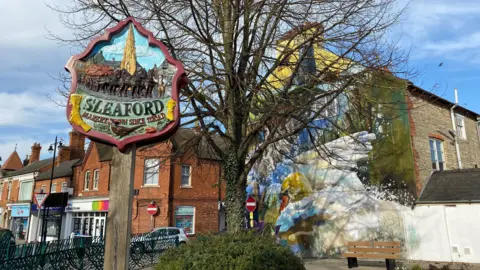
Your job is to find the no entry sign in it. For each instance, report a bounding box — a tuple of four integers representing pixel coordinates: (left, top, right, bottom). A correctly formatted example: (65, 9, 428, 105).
(246, 196, 256, 212)
(147, 203, 158, 216)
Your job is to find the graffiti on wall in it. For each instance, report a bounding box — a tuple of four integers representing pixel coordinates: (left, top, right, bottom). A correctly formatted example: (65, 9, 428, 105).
(247, 27, 417, 256)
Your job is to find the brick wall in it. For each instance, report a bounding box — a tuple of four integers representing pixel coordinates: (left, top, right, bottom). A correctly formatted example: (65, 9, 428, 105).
(131, 142, 172, 234)
(73, 145, 111, 198)
(71, 140, 224, 236)
(33, 177, 70, 194)
(408, 90, 480, 193)
(170, 151, 223, 235)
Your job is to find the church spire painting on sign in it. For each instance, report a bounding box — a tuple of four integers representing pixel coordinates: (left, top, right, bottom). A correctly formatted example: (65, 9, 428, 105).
(65, 17, 186, 151)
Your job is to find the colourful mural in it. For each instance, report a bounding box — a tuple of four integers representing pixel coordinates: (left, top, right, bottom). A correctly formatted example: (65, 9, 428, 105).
(247, 24, 416, 257)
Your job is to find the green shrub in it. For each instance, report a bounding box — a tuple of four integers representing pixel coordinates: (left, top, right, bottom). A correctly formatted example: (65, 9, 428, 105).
(410, 265, 423, 270)
(156, 231, 305, 270)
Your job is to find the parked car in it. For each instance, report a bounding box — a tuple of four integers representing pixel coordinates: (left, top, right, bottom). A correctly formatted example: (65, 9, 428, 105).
(150, 227, 190, 245)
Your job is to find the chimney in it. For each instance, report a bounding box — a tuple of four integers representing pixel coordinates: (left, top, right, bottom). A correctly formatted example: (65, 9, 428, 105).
(29, 143, 42, 164)
(69, 130, 86, 159)
(23, 155, 29, 167)
(56, 146, 71, 167)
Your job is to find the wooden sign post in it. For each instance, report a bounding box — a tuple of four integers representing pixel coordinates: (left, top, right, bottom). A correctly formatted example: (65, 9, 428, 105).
(104, 145, 136, 270)
(65, 17, 186, 270)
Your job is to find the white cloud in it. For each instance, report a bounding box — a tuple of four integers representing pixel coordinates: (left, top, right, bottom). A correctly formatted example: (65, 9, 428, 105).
(0, 91, 65, 127)
(395, 0, 480, 62)
(0, 0, 71, 48)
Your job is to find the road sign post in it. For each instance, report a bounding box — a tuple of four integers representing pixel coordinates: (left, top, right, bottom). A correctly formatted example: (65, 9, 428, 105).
(246, 196, 256, 229)
(33, 193, 49, 242)
(147, 202, 158, 230)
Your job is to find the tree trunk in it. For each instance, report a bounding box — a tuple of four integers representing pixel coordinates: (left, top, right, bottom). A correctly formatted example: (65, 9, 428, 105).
(223, 148, 247, 233)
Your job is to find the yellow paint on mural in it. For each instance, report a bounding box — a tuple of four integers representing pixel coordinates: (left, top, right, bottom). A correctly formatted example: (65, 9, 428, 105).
(166, 99, 176, 121)
(69, 94, 92, 132)
(281, 172, 312, 202)
(120, 24, 137, 75)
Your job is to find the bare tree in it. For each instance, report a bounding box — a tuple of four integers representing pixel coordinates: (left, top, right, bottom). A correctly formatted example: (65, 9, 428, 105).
(47, 0, 410, 232)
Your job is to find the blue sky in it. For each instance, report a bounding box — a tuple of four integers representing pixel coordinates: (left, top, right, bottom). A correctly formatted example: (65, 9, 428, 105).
(0, 0, 479, 163)
(94, 24, 165, 71)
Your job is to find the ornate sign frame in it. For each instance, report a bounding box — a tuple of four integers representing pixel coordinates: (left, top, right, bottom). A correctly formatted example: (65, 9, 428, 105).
(65, 17, 186, 151)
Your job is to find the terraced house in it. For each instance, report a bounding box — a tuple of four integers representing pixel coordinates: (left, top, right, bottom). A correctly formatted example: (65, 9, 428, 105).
(63, 128, 225, 239)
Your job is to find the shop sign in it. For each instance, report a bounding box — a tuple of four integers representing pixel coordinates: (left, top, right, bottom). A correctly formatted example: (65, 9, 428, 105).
(11, 205, 30, 217)
(66, 200, 109, 212)
(65, 17, 187, 152)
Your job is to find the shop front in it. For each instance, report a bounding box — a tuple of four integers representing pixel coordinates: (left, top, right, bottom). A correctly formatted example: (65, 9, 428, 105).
(64, 198, 109, 238)
(9, 204, 31, 241)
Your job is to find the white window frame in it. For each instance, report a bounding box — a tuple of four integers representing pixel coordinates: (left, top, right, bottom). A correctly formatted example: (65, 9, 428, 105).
(143, 159, 160, 186)
(51, 183, 57, 193)
(455, 114, 467, 140)
(93, 169, 100, 190)
(7, 181, 12, 200)
(181, 165, 192, 187)
(429, 138, 445, 171)
(61, 182, 68, 191)
(19, 180, 34, 200)
(84, 171, 91, 191)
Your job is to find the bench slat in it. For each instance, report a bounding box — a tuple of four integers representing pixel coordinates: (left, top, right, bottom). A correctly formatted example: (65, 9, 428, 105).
(373, 241, 401, 247)
(346, 241, 373, 247)
(347, 247, 401, 254)
(342, 253, 400, 259)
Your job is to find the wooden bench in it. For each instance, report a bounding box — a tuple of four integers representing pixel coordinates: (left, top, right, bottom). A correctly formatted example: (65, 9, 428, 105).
(342, 241, 401, 270)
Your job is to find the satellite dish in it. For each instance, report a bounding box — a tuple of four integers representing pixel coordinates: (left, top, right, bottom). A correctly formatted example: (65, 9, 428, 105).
(436, 129, 454, 141)
(448, 129, 456, 138)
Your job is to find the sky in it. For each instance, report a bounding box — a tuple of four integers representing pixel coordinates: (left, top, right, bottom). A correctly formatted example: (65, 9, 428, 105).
(96, 24, 165, 71)
(0, 0, 479, 164)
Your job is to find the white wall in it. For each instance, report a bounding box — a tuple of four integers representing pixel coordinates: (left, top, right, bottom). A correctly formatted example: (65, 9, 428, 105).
(444, 205, 480, 263)
(404, 204, 480, 263)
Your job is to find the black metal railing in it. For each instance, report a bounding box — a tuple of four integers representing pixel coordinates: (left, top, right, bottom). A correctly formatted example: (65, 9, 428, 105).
(0, 235, 178, 270)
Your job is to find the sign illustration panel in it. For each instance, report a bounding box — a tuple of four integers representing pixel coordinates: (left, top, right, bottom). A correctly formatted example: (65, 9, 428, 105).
(66, 17, 186, 151)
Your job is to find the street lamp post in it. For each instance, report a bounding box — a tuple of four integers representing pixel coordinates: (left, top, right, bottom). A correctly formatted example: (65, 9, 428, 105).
(40, 136, 62, 242)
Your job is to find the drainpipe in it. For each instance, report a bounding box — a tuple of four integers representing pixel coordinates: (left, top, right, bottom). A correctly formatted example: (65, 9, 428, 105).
(475, 117, 480, 168)
(450, 89, 462, 169)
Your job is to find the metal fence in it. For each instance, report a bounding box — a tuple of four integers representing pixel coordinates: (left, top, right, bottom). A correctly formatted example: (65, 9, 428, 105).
(0, 235, 178, 270)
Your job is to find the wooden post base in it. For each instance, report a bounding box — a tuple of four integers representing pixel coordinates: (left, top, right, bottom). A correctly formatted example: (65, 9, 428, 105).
(104, 145, 136, 270)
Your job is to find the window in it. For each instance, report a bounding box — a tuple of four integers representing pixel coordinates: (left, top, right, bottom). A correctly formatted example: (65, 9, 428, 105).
(19, 180, 34, 200)
(429, 138, 444, 171)
(143, 159, 160, 185)
(84, 171, 91, 191)
(93, 170, 99, 190)
(51, 183, 57, 193)
(174, 206, 195, 235)
(181, 165, 191, 187)
(40, 185, 46, 193)
(7, 182, 12, 200)
(456, 114, 467, 140)
(61, 182, 68, 192)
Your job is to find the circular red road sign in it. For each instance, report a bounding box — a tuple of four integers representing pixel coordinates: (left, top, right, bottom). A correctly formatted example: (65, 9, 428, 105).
(147, 203, 158, 216)
(246, 196, 256, 212)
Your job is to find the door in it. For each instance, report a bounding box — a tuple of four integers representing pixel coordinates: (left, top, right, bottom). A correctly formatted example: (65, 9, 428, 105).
(93, 215, 106, 238)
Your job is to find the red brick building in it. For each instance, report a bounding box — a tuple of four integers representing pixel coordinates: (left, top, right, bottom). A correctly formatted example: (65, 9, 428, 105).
(66, 129, 225, 239)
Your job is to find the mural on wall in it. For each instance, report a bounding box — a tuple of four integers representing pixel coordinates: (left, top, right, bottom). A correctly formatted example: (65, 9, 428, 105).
(247, 25, 417, 257)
